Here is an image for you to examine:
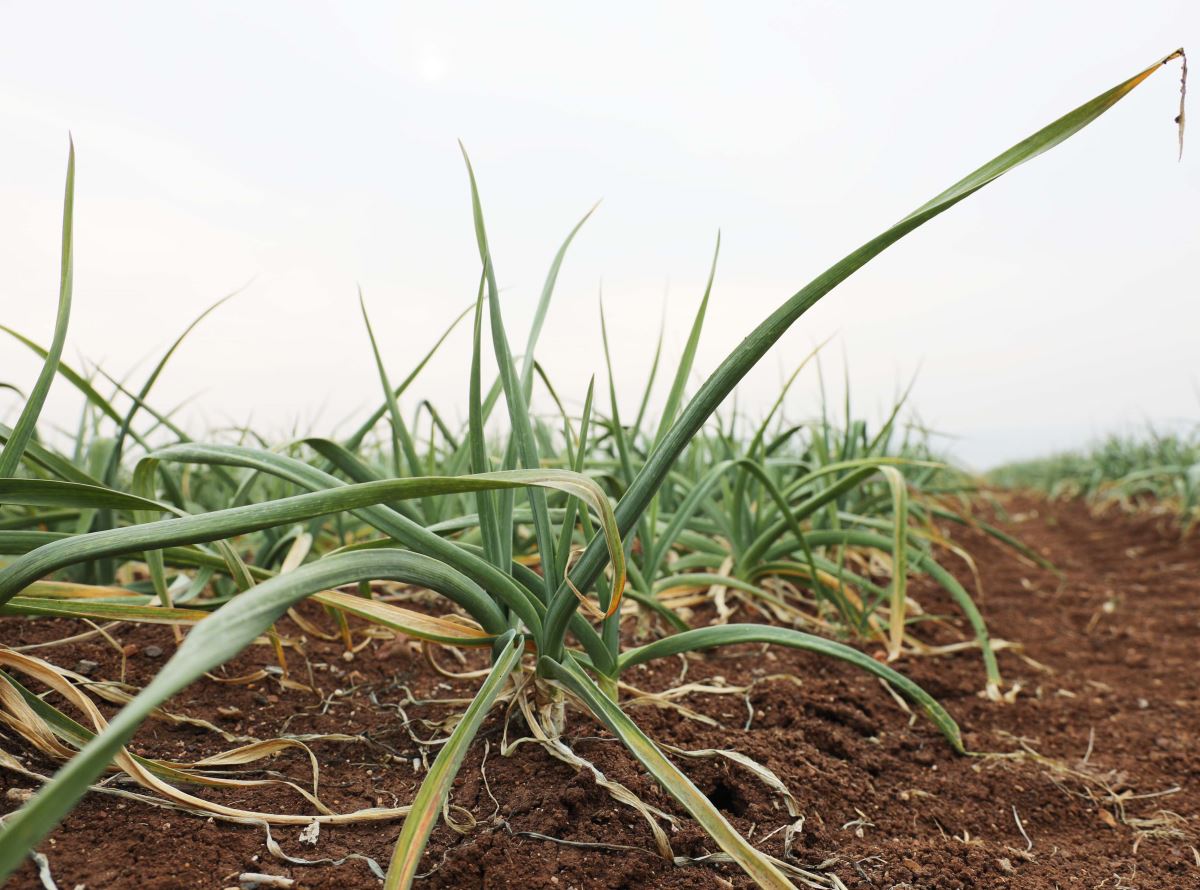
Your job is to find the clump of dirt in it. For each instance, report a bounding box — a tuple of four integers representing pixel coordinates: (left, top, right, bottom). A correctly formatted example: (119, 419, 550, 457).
(2, 494, 1198, 889)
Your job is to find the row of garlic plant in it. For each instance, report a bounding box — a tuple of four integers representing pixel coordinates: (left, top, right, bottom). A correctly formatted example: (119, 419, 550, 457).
(0, 50, 1185, 889)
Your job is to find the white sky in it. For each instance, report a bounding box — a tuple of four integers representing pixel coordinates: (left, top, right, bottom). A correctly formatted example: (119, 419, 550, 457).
(1, 1, 1196, 469)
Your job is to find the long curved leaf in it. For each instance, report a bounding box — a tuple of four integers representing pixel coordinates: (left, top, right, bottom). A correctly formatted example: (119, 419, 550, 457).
(0, 141, 74, 477)
(617, 624, 964, 752)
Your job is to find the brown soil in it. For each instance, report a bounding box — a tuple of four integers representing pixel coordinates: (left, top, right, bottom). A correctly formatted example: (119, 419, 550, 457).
(2, 494, 1198, 889)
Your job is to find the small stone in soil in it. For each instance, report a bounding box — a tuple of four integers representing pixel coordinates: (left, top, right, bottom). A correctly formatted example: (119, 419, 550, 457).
(75, 659, 99, 675)
(238, 874, 294, 889)
(143, 645, 164, 658)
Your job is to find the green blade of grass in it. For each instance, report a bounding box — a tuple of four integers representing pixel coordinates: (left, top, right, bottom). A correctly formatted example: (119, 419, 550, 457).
(101, 287, 241, 486)
(88, 362, 194, 446)
(518, 204, 599, 397)
(0, 328, 125, 430)
(0, 140, 74, 477)
(468, 272, 504, 569)
(630, 307, 666, 440)
(342, 305, 470, 452)
(549, 51, 1186, 640)
(359, 289, 424, 483)
(460, 146, 559, 604)
(640, 242, 719, 593)
(0, 478, 178, 514)
(0, 423, 105, 486)
(553, 377, 595, 580)
(652, 233, 719, 448)
(616, 624, 964, 752)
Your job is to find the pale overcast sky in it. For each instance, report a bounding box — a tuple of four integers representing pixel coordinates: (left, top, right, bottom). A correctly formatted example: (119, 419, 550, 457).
(1, 1, 1195, 469)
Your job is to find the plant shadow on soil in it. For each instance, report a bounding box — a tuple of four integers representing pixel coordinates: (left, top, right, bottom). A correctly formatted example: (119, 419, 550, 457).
(1, 493, 1198, 889)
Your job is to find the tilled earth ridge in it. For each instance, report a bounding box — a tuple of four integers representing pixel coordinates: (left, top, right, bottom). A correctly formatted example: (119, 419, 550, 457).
(1, 494, 1198, 889)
